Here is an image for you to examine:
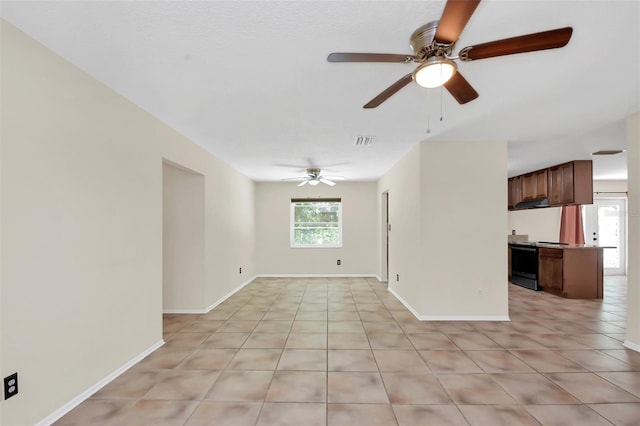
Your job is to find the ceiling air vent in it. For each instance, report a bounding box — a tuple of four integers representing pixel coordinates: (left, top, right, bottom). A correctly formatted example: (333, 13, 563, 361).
(354, 136, 375, 146)
(591, 150, 625, 155)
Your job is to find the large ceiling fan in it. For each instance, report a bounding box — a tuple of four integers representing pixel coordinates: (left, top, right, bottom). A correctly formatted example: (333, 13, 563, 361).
(328, 0, 573, 108)
(283, 168, 344, 186)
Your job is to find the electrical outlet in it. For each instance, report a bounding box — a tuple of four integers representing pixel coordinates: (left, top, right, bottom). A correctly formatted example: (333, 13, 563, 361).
(4, 373, 18, 400)
(396, 274, 399, 282)
(239, 267, 242, 274)
(337, 259, 341, 266)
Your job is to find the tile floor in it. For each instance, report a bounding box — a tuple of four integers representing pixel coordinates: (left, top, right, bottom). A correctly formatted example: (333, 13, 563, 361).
(56, 276, 640, 425)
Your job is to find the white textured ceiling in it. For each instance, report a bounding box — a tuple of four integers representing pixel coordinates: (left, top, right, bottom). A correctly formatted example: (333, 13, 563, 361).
(2, 1, 638, 181)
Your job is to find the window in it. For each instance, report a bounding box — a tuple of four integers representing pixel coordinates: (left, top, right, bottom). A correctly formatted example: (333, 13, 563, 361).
(290, 198, 342, 248)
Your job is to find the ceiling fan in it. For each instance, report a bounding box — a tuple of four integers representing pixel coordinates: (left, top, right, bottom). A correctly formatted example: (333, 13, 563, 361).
(283, 168, 344, 187)
(328, 0, 573, 108)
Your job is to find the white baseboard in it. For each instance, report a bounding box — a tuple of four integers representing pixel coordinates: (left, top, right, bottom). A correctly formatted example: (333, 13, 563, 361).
(388, 286, 510, 322)
(256, 274, 377, 278)
(36, 339, 165, 426)
(623, 340, 640, 353)
(162, 275, 257, 314)
(203, 275, 256, 312)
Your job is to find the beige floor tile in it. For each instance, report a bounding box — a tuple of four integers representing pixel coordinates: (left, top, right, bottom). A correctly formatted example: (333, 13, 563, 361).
(458, 405, 540, 426)
(54, 399, 130, 426)
(216, 320, 259, 333)
(242, 332, 288, 349)
(464, 350, 535, 373)
(91, 370, 163, 399)
(446, 332, 501, 350)
(525, 404, 612, 426)
(143, 370, 220, 401)
(381, 372, 452, 404)
(588, 403, 640, 426)
(373, 349, 430, 372)
(257, 403, 326, 426)
(328, 349, 378, 372)
(328, 403, 398, 426)
(164, 332, 211, 347)
(367, 333, 413, 349)
(327, 372, 389, 403)
(481, 332, 547, 349)
(597, 371, 640, 397)
(489, 373, 582, 404)
(510, 349, 587, 372)
(419, 350, 483, 374)
(437, 375, 517, 405)
(392, 405, 468, 426)
(205, 370, 273, 401)
(407, 333, 459, 350)
(202, 332, 250, 348)
(185, 401, 262, 426)
(226, 348, 282, 370)
(328, 333, 370, 349)
(285, 333, 327, 349)
(291, 320, 327, 333)
(545, 372, 640, 403)
(106, 399, 198, 426)
(277, 349, 327, 371)
(266, 371, 327, 402)
(177, 348, 237, 370)
(558, 350, 637, 372)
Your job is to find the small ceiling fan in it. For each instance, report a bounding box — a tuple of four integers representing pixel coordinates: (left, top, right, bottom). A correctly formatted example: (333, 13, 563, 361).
(327, 0, 573, 108)
(283, 168, 344, 186)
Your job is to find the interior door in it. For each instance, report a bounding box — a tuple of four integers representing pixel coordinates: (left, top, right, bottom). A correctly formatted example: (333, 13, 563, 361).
(582, 198, 627, 275)
(381, 191, 389, 282)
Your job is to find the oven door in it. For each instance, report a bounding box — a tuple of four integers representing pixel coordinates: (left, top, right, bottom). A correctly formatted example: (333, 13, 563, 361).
(510, 245, 540, 290)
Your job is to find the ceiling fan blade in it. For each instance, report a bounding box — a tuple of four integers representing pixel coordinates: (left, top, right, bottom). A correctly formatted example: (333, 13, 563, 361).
(363, 73, 413, 109)
(322, 176, 345, 181)
(297, 180, 308, 187)
(281, 177, 307, 181)
(319, 178, 336, 186)
(327, 52, 415, 63)
(434, 0, 481, 44)
(459, 27, 573, 61)
(443, 71, 479, 104)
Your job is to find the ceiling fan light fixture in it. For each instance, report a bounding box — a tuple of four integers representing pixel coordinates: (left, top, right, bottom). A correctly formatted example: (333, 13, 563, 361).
(308, 179, 320, 186)
(413, 56, 457, 88)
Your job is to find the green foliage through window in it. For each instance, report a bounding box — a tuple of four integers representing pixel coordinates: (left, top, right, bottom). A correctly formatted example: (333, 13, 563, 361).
(291, 200, 342, 247)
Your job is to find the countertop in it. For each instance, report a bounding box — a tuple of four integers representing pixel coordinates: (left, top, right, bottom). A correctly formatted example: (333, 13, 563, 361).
(509, 241, 615, 250)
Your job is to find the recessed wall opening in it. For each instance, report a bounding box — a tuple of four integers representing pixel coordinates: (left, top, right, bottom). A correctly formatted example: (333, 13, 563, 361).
(162, 160, 206, 314)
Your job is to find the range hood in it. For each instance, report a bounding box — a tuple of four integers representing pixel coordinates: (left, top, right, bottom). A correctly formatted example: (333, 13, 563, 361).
(514, 198, 550, 209)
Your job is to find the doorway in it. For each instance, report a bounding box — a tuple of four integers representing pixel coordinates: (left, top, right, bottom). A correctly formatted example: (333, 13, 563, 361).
(583, 198, 627, 275)
(381, 191, 389, 282)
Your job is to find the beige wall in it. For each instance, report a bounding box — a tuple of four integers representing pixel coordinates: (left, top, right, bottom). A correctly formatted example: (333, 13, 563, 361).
(626, 112, 640, 350)
(508, 207, 562, 242)
(162, 162, 206, 312)
(377, 145, 423, 309)
(161, 134, 257, 311)
(255, 182, 377, 276)
(1, 20, 257, 425)
(1, 21, 163, 425)
(593, 179, 628, 195)
(378, 141, 509, 320)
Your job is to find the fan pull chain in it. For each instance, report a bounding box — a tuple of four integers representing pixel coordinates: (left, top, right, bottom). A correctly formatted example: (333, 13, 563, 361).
(440, 86, 444, 122)
(426, 89, 431, 134)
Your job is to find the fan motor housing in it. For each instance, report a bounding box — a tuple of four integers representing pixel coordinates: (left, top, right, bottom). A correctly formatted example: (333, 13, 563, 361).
(410, 20, 454, 61)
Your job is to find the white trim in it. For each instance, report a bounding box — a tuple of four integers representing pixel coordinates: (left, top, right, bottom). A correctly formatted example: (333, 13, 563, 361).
(162, 275, 257, 314)
(203, 276, 256, 312)
(36, 339, 165, 426)
(623, 340, 640, 353)
(388, 286, 511, 322)
(257, 274, 377, 278)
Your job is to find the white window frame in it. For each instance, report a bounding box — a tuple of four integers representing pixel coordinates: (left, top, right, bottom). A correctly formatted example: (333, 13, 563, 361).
(290, 198, 343, 248)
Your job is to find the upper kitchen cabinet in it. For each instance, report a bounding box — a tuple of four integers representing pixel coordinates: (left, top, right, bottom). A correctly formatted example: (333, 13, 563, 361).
(522, 169, 548, 201)
(548, 160, 593, 206)
(508, 160, 592, 210)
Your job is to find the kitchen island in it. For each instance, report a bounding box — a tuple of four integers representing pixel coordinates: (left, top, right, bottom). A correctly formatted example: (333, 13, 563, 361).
(537, 243, 606, 299)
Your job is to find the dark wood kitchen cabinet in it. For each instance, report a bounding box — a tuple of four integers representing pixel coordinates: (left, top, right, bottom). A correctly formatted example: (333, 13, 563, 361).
(548, 160, 593, 206)
(538, 245, 603, 299)
(508, 176, 522, 209)
(538, 248, 563, 292)
(522, 169, 548, 200)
